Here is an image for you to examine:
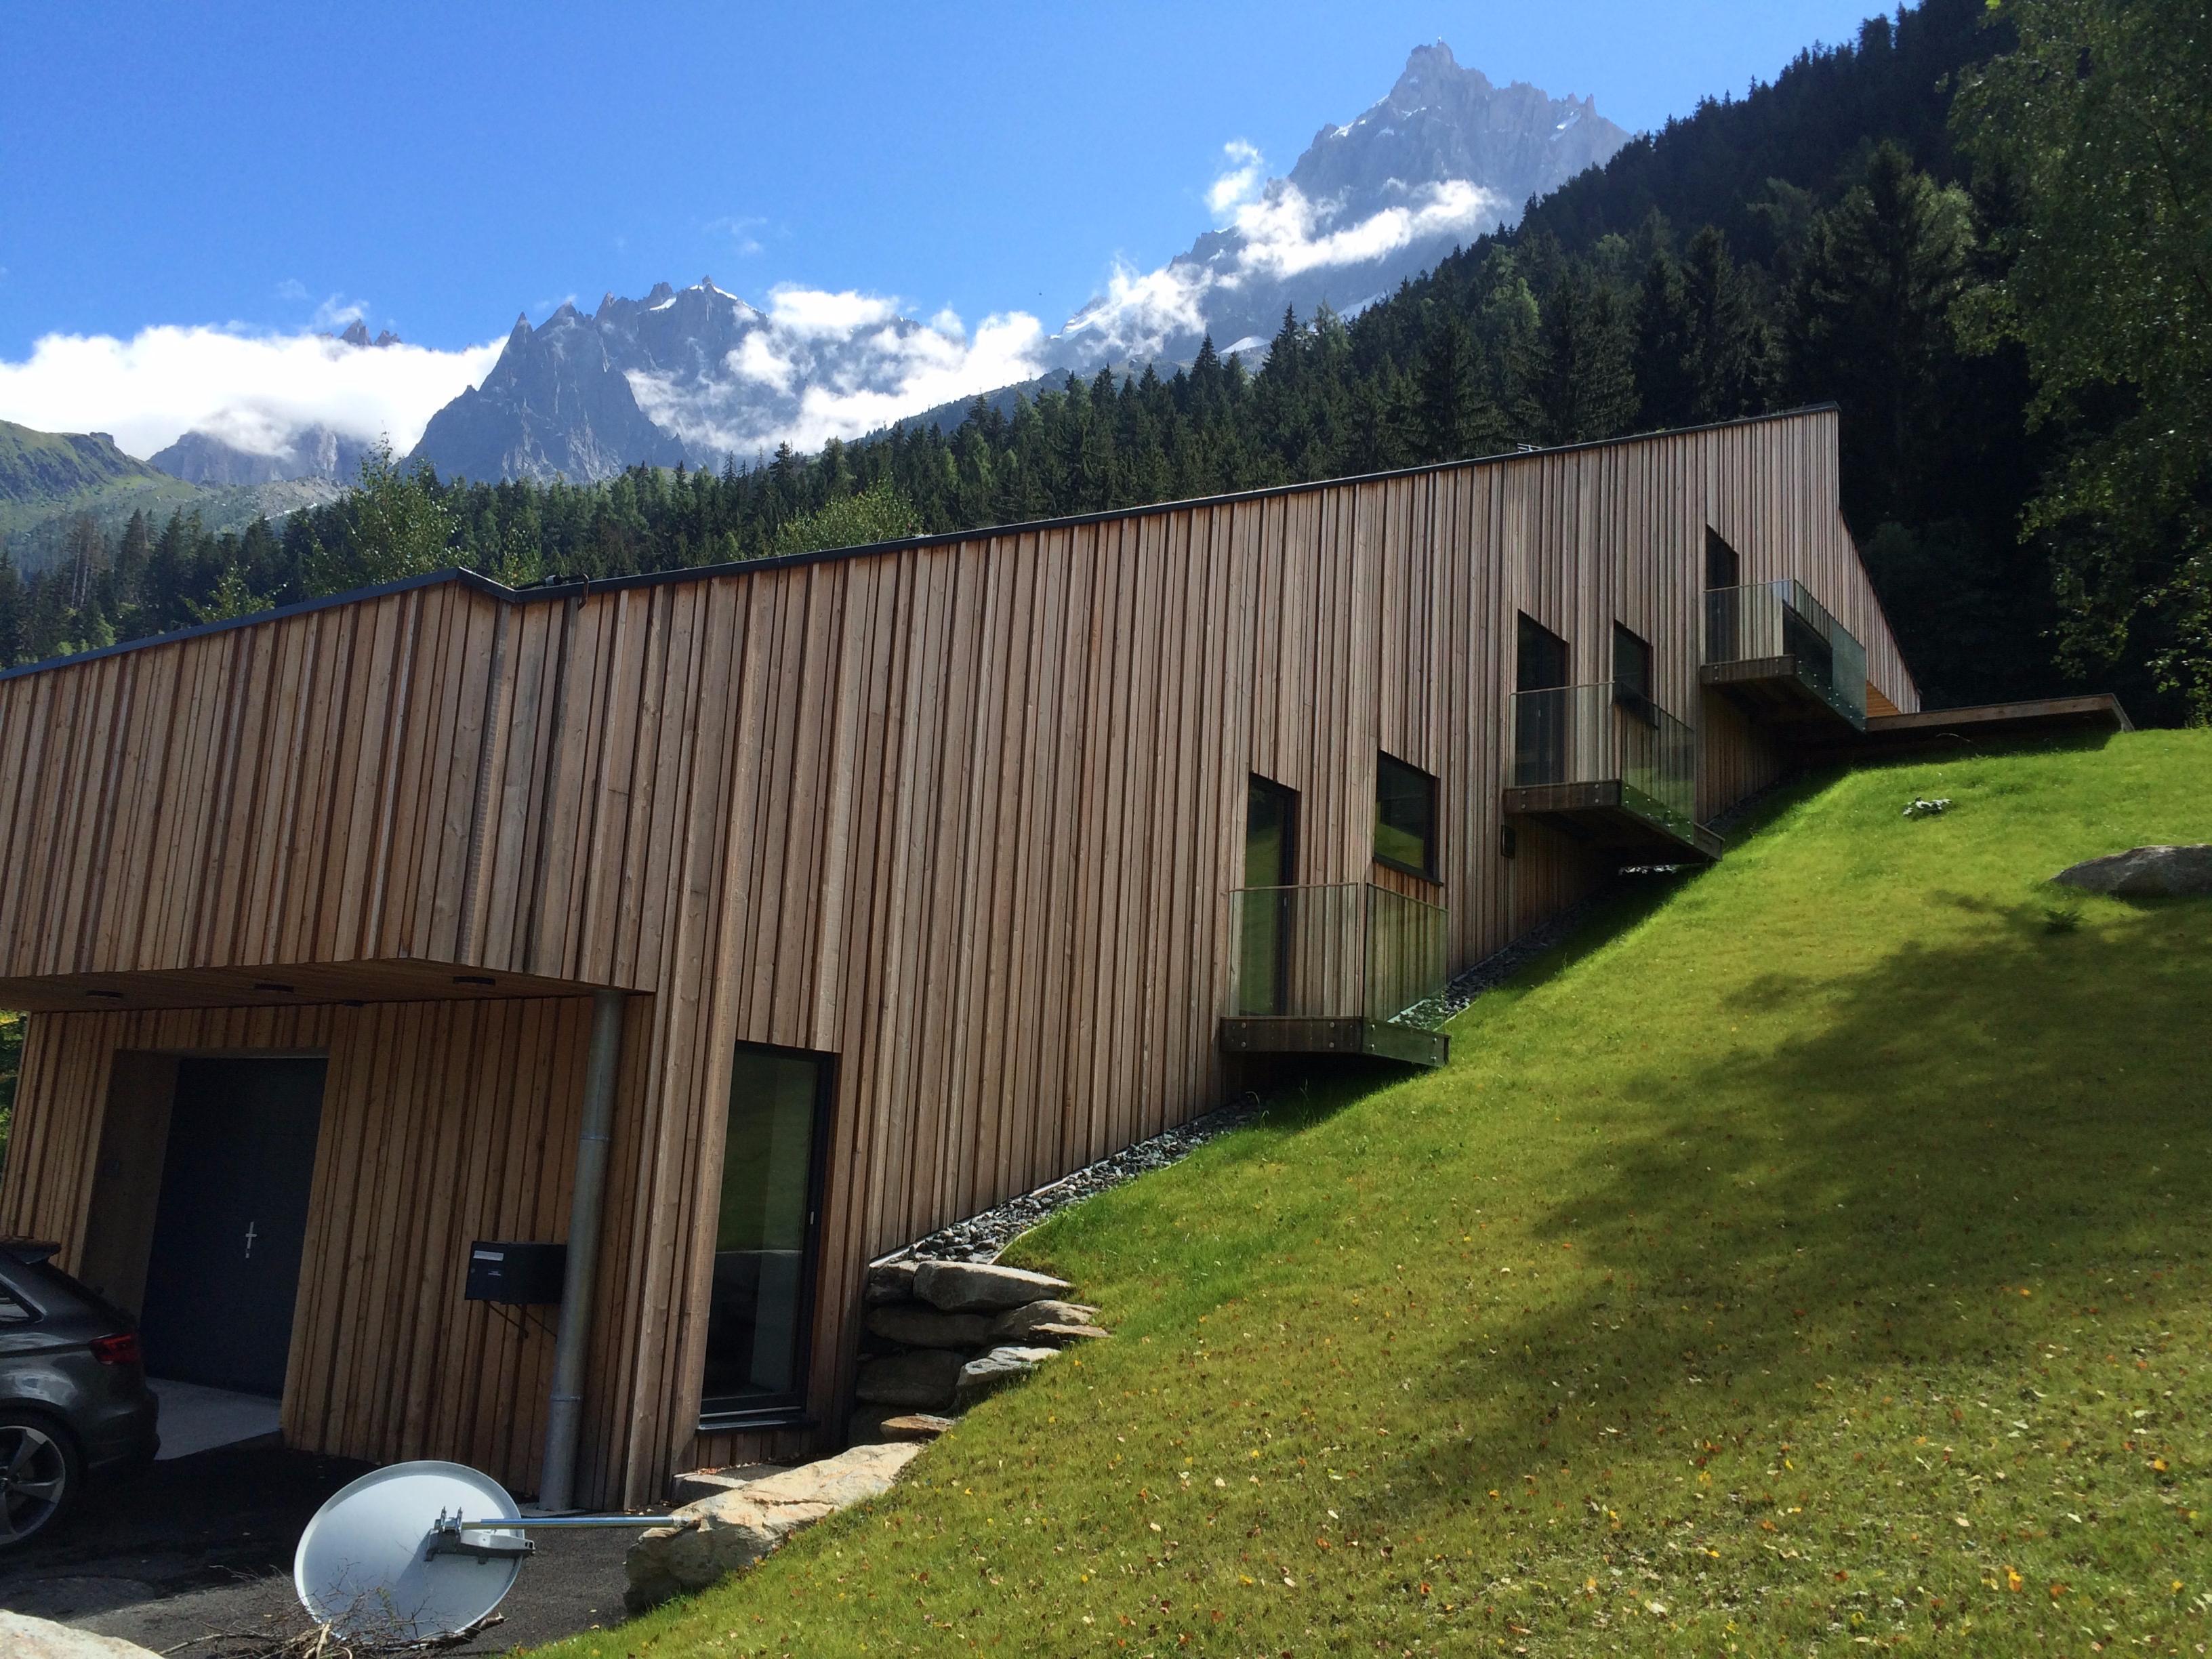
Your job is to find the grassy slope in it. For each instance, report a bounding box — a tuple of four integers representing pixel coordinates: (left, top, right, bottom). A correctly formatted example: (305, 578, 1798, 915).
(550, 734, 2210, 1658)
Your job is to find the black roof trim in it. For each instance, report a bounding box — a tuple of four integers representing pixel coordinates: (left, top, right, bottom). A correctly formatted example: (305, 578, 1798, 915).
(0, 405, 1843, 685)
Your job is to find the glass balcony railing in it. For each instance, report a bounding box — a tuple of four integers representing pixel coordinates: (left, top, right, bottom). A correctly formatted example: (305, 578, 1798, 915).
(1704, 579, 1867, 729)
(1225, 882, 1448, 1027)
(1509, 682, 1699, 845)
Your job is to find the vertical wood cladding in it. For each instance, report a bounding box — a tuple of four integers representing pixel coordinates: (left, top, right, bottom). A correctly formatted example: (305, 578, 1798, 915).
(0, 410, 1915, 1502)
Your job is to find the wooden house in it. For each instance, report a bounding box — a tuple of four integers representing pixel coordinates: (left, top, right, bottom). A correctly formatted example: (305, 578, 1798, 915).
(0, 407, 1917, 1505)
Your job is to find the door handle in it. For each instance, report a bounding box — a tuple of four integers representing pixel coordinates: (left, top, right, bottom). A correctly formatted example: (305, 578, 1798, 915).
(244, 1221, 260, 1261)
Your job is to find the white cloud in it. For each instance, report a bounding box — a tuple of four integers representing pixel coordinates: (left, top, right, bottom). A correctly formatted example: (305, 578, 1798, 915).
(733, 330, 798, 392)
(707, 215, 769, 258)
(1063, 163, 1507, 359)
(625, 291, 1046, 457)
(765, 286, 900, 337)
(1206, 140, 1265, 218)
(309, 293, 369, 330)
(1222, 177, 1505, 285)
(1061, 259, 1213, 361)
(0, 325, 503, 458)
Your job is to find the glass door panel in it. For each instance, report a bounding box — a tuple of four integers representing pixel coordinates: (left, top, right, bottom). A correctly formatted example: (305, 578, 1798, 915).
(701, 1045, 830, 1420)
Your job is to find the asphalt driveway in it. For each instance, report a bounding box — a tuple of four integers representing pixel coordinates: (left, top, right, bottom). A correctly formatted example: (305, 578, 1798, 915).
(0, 1441, 634, 1654)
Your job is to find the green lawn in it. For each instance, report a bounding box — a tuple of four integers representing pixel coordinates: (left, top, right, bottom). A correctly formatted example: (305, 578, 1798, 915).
(545, 732, 2211, 1658)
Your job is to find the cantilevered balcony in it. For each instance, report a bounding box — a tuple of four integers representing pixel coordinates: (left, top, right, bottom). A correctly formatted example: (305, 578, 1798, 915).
(1218, 882, 1450, 1067)
(1702, 579, 1868, 732)
(1503, 683, 1722, 862)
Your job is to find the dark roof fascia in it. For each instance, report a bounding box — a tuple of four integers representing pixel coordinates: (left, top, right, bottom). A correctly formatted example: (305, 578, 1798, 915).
(0, 404, 1845, 685)
(0, 567, 504, 685)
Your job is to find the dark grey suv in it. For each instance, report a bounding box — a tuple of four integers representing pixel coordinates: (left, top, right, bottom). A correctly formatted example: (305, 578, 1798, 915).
(0, 1239, 159, 1544)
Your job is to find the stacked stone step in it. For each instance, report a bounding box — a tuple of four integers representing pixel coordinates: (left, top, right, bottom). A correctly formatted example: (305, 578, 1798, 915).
(633, 1258, 1108, 1612)
(851, 1258, 1108, 1439)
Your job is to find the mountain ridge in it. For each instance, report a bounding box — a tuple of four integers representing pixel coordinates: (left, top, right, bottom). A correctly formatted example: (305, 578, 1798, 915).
(407, 43, 1627, 483)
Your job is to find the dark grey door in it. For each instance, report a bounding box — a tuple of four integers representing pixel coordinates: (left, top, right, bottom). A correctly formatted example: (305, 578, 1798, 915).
(138, 1058, 327, 1397)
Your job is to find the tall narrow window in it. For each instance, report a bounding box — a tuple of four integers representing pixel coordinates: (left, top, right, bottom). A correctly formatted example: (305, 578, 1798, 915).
(1516, 614, 1570, 692)
(1612, 623, 1655, 722)
(1515, 615, 1571, 787)
(1239, 776, 1298, 1016)
(701, 1044, 831, 1424)
(1374, 752, 1438, 879)
(1704, 527, 1740, 591)
(1705, 529, 1744, 662)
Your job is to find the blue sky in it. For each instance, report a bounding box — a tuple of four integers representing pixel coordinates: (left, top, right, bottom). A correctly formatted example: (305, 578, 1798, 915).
(0, 1, 1890, 455)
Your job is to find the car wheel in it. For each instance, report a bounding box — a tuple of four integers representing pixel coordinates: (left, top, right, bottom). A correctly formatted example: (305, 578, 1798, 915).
(0, 1412, 81, 1547)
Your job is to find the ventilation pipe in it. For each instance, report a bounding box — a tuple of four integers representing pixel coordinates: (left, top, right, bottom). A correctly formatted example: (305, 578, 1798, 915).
(538, 987, 627, 1513)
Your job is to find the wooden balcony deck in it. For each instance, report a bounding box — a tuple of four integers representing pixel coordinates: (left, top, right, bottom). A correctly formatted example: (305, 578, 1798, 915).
(1502, 780, 1725, 864)
(1700, 653, 1865, 733)
(1218, 1015, 1449, 1069)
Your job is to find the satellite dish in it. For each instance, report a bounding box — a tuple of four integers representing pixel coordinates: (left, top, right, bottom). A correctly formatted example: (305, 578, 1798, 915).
(295, 1460, 528, 1641)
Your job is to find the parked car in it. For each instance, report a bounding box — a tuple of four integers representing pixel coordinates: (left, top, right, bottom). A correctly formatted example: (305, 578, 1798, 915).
(0, 1239, 159, 1544)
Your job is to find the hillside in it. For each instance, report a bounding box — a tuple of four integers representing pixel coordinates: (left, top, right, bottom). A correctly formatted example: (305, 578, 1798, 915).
(0, 417, 197, 540)
(552, 731, 2211, 1656)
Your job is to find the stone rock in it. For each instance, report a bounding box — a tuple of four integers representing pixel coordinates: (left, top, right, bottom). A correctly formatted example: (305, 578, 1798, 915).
(882, 1412, 956, 1441)
(626, 1441, 924, 1612)
(0, 1612, 161, 1659)
(1023, 1322, 1109, 1347)
(668, 1462, 777, 1506)
(2053, 844, 2212, 899)
(854, 1347, 964, 1410)
(954, 1344, 1059, 1411)
(865, 1258, 921, 1304)
(865, 1304, 995, 1349)
(986, 1298, 1099, 1339)
(848, 1406, 956, 1443)
(913, 1260, 1073, 1313)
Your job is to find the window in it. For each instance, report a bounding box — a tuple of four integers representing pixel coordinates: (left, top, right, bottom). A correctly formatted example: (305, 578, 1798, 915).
(1374, 753, 1438, 879)
(1612, 623, 1655, 722)
(0, 1289, 34, 1324)
(1516, 614, 1570, 693)
(700, 1044, 832, 1425)
(1239, 777, 1299, 1016)
(1704, 527, 1741, 592)
(1515, 615, 1572, 787)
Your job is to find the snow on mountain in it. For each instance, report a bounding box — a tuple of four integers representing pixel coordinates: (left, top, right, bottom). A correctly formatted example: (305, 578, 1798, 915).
(1056, 42, 1628, 365)
(407, 41, 1629, 483)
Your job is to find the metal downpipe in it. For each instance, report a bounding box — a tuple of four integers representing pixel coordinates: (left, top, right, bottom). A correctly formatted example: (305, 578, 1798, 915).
(538, 986, 627, 1513)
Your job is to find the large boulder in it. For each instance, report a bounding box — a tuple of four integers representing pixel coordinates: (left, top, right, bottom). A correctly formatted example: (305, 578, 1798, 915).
(626, 1441, 923, 1612)
(0, 1613, 160, 1658)
(854, 1347, 964, 1410)
(865, 1304, 994, 1349)
(2053, 844, 2212, 898)
(865, 1259, 921, 1304)
(986, 1298, 1099, 1340)
(912, 1260, 1073, 1313)
(954, 1344, 1059, 1411)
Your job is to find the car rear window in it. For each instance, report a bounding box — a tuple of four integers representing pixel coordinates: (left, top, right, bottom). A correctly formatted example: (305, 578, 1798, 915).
(12, 1258, 132, 1329)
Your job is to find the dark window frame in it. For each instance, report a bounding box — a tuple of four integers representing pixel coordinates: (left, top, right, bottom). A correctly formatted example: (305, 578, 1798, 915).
(697, 1041, 837, 1432)
(1373, 751, 1440, 882)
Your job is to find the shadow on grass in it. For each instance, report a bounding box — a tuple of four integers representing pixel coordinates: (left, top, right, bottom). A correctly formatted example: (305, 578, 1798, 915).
(1391, 892, 2211, 1494)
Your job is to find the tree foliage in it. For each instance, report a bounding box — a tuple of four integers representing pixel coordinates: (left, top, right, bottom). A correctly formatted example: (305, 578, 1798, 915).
(1955, 0, 2212, 716)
